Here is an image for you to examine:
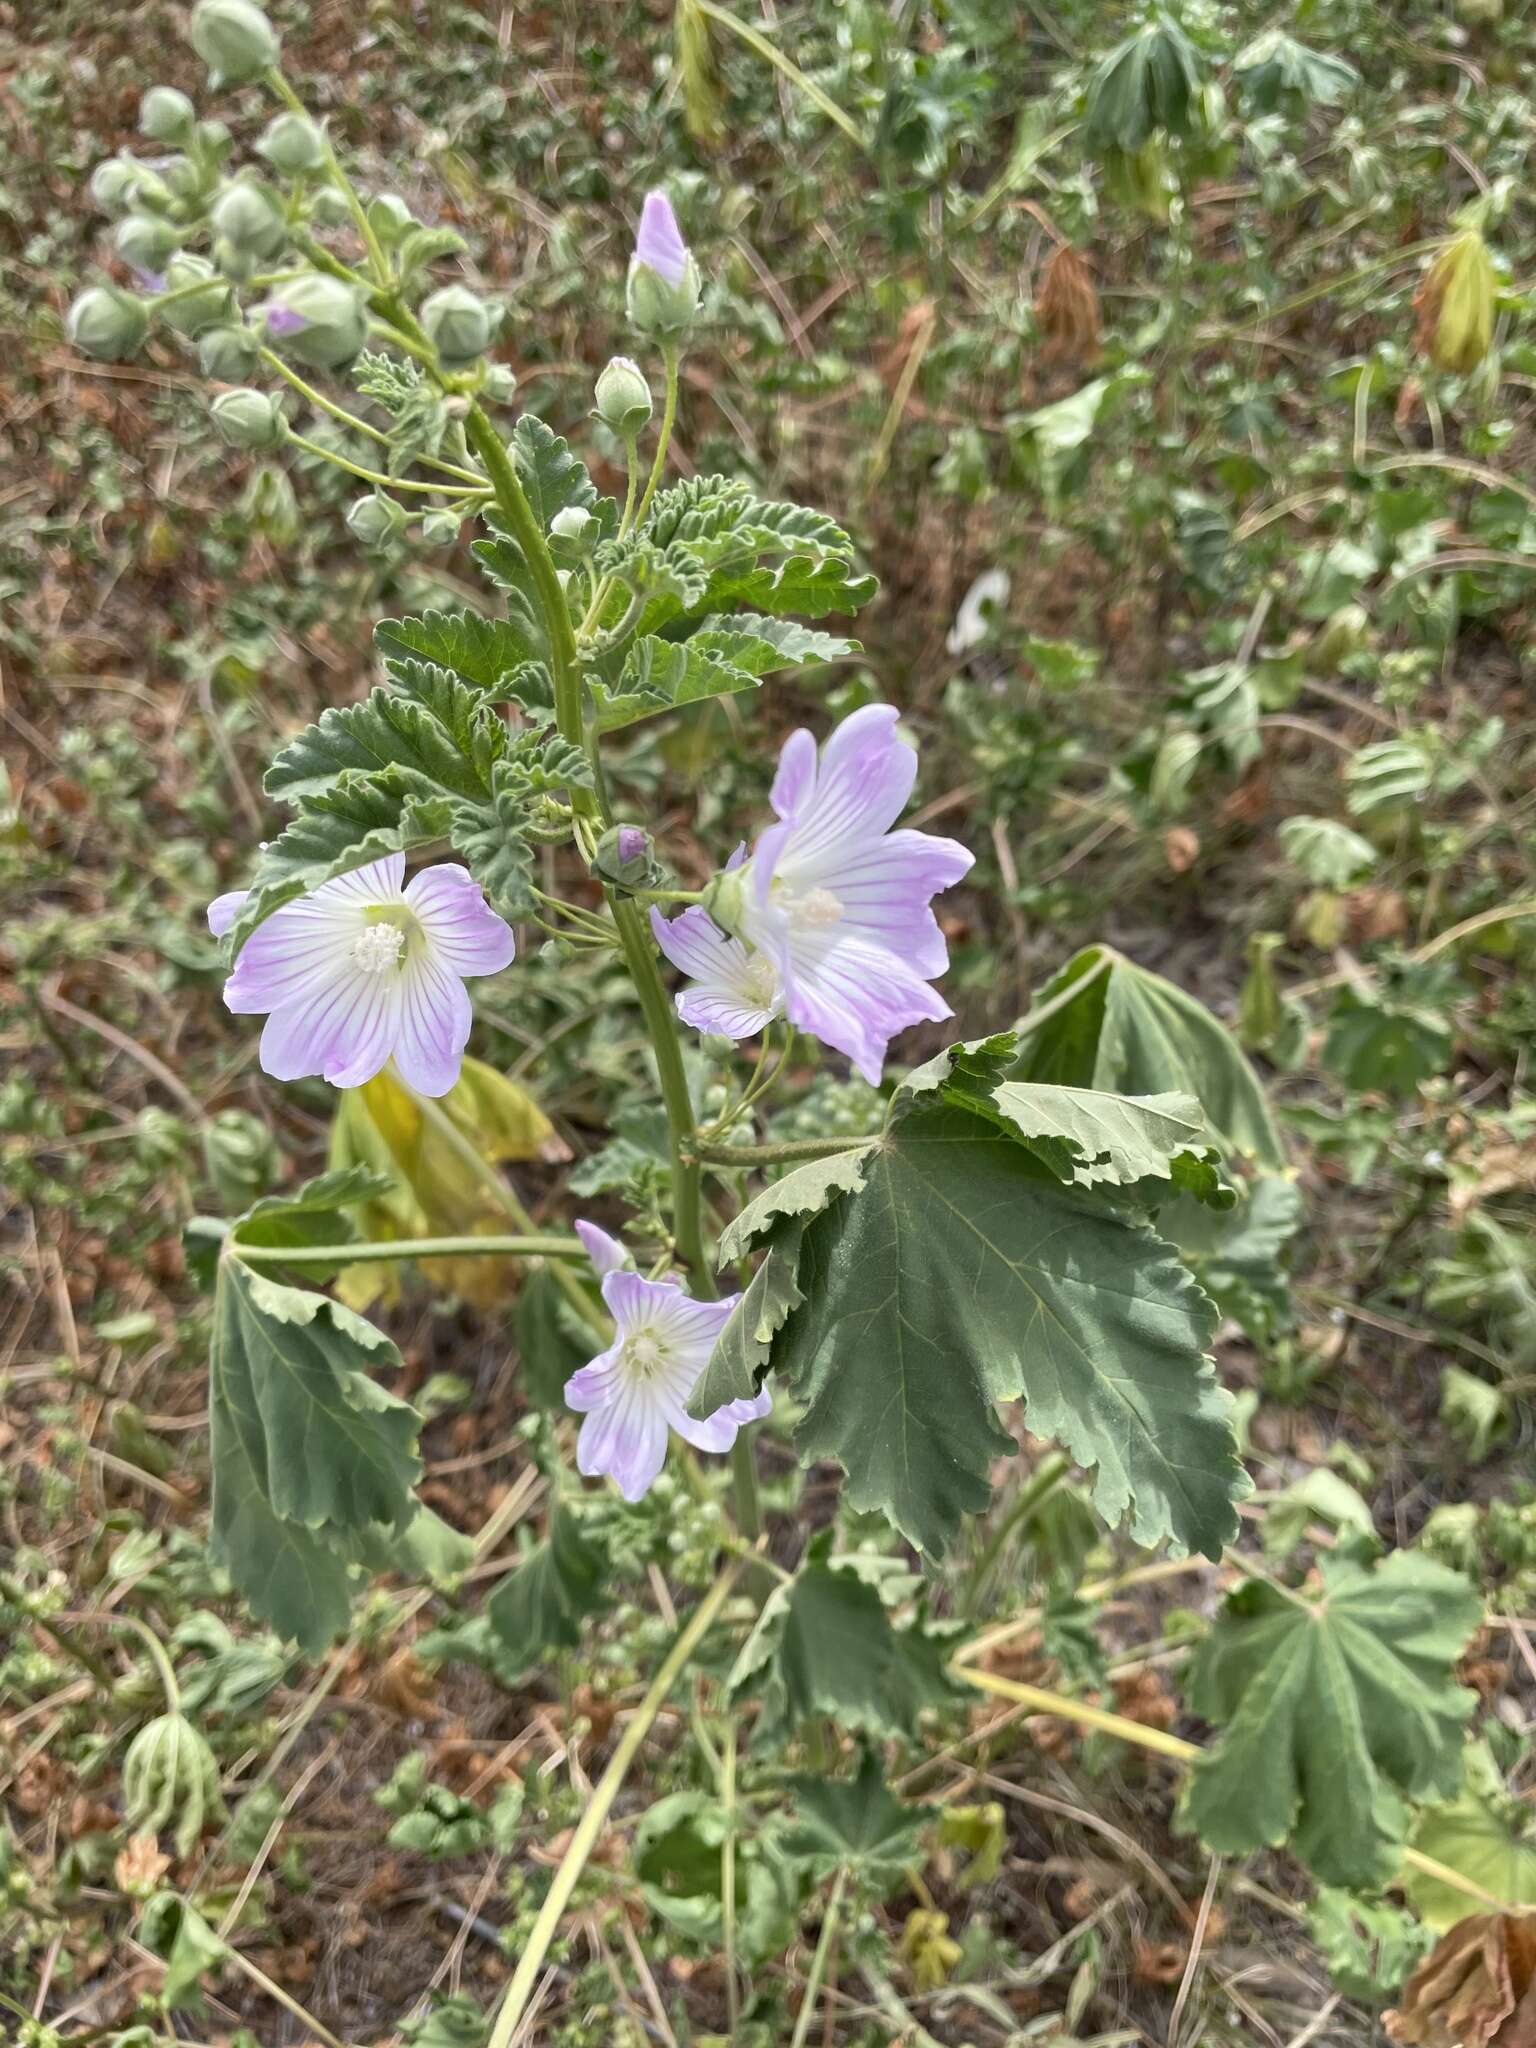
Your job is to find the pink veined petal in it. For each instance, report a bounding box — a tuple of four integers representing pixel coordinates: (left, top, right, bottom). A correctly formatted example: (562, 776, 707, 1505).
(783, 930, 953, 1086)
(208, 889, 247, 938)
(600, 1265, 686, 1335)
(634, 190, 689, 287)
(258, 968, 397, 1087)
(404, 863, 516, 976)
(318, 854, 407, 904)
(576, 1219, 628, 1278)
(747, 817, 797, 913)
(645, 1293, 739, 1368)
(650, 905, 738, 981)
(564, 1341, 625, 1413)
(821, 828, 974, 977)
(677, 987, 780, 1040)
(768, 726, 818, 820)
(772, 704, 918, 876)
(719, 1386, 773, 1425)
(390, 949, 472, 1097)
(224, 891, 365, 1014)
(576, 1384, 670, 1501)
(665, 1396, 740, 1454)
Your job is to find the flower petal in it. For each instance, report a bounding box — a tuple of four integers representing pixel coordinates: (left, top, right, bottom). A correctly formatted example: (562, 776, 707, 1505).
(405, 863, 516, 976)
(821, 828, 973, 977)
(770, 704, 917, 874)
(635, 190, 689, 288)
(390, 950, 472, 1097)
(576, 1219, 628, 1278)
(257, 969, 397, 1087)
(768, 726, 818, 819)
(577, 1384, 669, 1500)
(208, 889, 247, 938)
(677, 987, 780, 1040)
(781, 931, 952, 1085)
(225, 891, 364, 1014)
(564, 1341, 625, 1412)
(600, 1265, 686, 1335)
(653, 907, 782, 1041)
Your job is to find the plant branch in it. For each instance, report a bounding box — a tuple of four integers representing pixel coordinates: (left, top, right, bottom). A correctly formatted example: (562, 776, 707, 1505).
(232, 1233, 584, 1267)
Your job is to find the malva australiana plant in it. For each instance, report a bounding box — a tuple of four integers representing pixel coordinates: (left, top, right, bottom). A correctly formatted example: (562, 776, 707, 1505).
(60, 1, 1512, 2035)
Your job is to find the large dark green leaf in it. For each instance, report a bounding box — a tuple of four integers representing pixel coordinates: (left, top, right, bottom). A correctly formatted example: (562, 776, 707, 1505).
(1181, 1552, 1480, 1887)
(696, 1039, 1247, 1562)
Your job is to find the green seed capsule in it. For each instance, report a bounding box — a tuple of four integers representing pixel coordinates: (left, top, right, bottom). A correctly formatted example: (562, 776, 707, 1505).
(210, 387, 287, 451)
(67, 286, 149, 362)
(140, 87, 196, 144)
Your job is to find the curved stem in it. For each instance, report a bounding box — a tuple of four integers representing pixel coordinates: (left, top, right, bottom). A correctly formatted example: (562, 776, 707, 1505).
(61, 1607, 179, 1711)
(257, 347, 488, 484)
(633, 343, 680, 532)
(788, 1865, 848, 2048)
(268, 68, 390, 283)
(233, 1233, 584, 1267)
(483, 1560, 741, 2048)
(286, 428, 489, 496)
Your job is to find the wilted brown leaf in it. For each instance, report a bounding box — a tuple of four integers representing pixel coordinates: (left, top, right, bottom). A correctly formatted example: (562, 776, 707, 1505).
(115, 1833, 171, 1895)
(1035, 245, 1101, 367)
(1385, 1912, 1536, 2046)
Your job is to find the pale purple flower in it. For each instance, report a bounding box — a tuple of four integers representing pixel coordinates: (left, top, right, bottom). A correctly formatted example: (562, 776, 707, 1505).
(209, 855, 515, 1097)
(565, 1220, 769, 1501)
(634, 190, 689, 288)
(655, 706, 973, 1085)
(616, 825, 648, 864)
(650, 905, 783, 1040)
(263, 301, 307, 338)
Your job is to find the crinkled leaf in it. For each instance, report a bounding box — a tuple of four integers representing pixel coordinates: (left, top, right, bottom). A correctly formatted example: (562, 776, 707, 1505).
(702, 1081, 1245, 1562)
(1181, 1551, 1480, 1887)
(691, 1221, 804, 1414)
(1016, 947, 1287, 1168)
(588, 634, 760, 733)
(264, 668, 503, 805)
(1309, 1887, 1434, 2002)
(783, 1748, 934, 1891)
(1233, 31, 1358, 112)
(688, 614, 858, 676)
(486, 1508, 609, 1670)
(375, 609, 541, 698)
(1083, 14, 1204, 153)
(730, 1533, 961, 1740)
(510, 413, 602, 529)
(209, 1258, 421, 1651)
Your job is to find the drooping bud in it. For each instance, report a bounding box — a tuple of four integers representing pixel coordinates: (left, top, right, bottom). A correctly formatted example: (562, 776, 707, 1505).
(121, 1711, 225, 1857)
(67, 285, 149, 361)
(481, 363, 518, 405)
(420, 283, 496, 367)
(1034, 244, 1101, 366)
(256, 111, 326, 174)
(113, 212, 181, 277)
(210, 387, 286, 450)
(139, 87, 196, 144)
(210, 178, 287, 260)
(196, 322, 259, 379)
(626, 190, 702, 338)
(346, 492, 408, 547)
(1413, 229, 1496, 374)
(593, 824, 662, 893)
(158, 252, 236, 337)
(188, 0, 280, 86)
(90, 156, 144, 217)
(593, 354, 652, 438)
(260, 273, 368, 368)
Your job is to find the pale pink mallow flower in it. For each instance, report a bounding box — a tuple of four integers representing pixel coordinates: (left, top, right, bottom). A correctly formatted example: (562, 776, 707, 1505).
(653, 705, 973, 1085)
(208, 854, 515, 1097)
(649, 904, 783, 1041)
(565, 1219, 769, 1501)
(633, 190, 690, 288)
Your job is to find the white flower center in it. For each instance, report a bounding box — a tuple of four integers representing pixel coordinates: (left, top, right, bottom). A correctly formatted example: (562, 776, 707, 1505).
(351, 922, 407, 974)
(794, 885, 844, 929)
(743, 954, 780, 1007)
(622, 1329, 667, 1381)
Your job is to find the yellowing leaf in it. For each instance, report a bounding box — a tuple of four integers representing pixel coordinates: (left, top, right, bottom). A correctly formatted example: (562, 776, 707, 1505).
(1406, 1746, 1536, 1932)
(329, 1056, 556, 1308)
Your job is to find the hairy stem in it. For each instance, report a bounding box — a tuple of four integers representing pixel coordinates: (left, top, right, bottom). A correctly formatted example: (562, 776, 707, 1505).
(483, 1560, 741, 2048)
(694, 1135, 875, 1168)
(633, 342, 680, 531)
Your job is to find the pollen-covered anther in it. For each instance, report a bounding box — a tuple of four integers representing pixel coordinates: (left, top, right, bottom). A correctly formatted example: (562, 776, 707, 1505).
(351, 923, 406, 974)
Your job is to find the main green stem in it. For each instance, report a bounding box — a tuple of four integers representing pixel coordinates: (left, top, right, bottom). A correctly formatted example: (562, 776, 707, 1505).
(463, 399, 761, 1537)
(233, 1233, 584, 1267)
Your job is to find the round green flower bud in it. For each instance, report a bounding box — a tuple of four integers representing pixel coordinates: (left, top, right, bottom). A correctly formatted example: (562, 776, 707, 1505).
(260, 273, 368, 368)
(550, 505, 596, 551)
(420, 283, 495, 367)
(90, 156, 143, 218)
(212, 236, 256, 282)
(593, 354, 652, 439)
(67, 285, 149, 362)
(347, 492, 408, 548)
(210, 387, 286, 451)
(256, 110, 326, 174)
(139, 86, 196, 144)
(159, 252, 235, 337)
(367, 192, 414, 244)
(481, 363, 518, 404)
(189, 0, 280, 85)
(592, 824, 661, 893)
(197, 322, 258, 379)
(420, 507, 463, 547)
(210, 178, 286, 260)
(113, 212, 180, 275)
(160, 155, 204, 204)
(195, 117, 234, 162)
